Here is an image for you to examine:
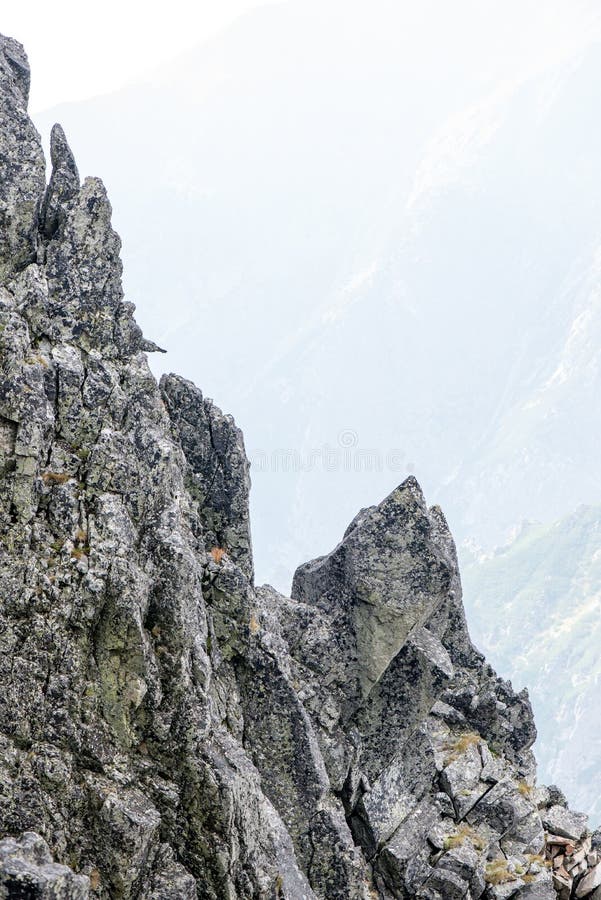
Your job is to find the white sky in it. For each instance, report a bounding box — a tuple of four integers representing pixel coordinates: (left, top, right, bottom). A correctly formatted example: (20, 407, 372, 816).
(3, 0, 601, 114)
(2, 0, 275, 112)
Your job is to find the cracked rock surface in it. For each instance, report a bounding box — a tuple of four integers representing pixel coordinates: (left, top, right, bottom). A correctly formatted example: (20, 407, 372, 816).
(0, 32, 595, 900)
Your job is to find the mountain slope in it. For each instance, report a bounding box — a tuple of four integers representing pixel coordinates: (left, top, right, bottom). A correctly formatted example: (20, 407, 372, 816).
(462, 506, 601, 823)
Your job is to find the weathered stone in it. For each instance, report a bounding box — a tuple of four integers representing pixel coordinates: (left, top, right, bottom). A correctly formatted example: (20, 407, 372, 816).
(547, 785, 569, 808)
(0, 832, 90, 898)
(576, 861, 601, 897)
(351, 626, 454, 781)
(291, 478, 456, 714)
(514, 874, 557, 899)
(431, 699, 467, 726)
(467, 778, 534, 837)
(434, 839, 480, 882)
(480, 740, 507, 784)
(0, 36, 45, 282)
(139, 844, 197, 899)
(422, 866, 470, 900)
(376, 800, 439, 895)
(543, 805, 588, 841)
(440, 739, 486, 819)
(160, 373, 253, 580)
(40, 123, 79, 238)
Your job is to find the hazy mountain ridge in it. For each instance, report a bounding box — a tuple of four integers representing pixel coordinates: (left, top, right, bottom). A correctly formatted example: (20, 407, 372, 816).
(462, 505, 601, 823)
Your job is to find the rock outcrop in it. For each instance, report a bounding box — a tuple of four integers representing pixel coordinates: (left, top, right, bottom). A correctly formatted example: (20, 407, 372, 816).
(0, 32, 597, 900)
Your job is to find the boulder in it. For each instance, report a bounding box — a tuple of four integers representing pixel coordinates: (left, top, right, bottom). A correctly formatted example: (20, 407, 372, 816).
(543, 805, 588, 841)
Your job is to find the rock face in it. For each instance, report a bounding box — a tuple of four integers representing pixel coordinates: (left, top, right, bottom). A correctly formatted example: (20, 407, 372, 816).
(160, 373, 253, 581)
(0, 832, 89, 898)
(0, 32, 596, 900)
(0, 36, 45, 281)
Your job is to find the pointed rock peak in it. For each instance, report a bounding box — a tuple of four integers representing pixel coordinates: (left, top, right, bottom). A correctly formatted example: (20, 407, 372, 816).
(43, 176, 134, 355)
(140, 338, 167, 353)
(0, 35, 31, 105)
(292, 475, 449, 610)
(291, 477, 459, 708)
(160, 373, 254, 580)
(427, 502, 459, 567)
(49, 123, 79, 178)
(0, 36, 45, 282)
(41, 123, 81, 238)
(341, 476, 426, 540)
(369, 474, 428, 526)
(343, 475, 427, 541)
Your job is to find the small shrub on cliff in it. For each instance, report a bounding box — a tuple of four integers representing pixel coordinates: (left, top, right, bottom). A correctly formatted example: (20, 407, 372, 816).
(42, 471, 70, 485)
(71, 546, 90, 560)
(444, 731, 481, 763)
(517, 779, 534, 797)
(444, 824, 486, 852)
(485, 859, 517, 885)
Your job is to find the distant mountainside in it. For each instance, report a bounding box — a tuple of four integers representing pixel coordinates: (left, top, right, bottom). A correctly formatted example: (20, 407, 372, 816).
(462, 505, 601, 823)
(33, 5, 601, 589)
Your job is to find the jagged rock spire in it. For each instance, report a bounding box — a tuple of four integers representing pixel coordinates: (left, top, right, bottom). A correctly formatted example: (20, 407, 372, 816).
(161, 372, 254, 580)
(0, 35, 31, 104)
(292, 477, 461, 712)
(0, 35, 45, 282)
(40, 123, 80, 237)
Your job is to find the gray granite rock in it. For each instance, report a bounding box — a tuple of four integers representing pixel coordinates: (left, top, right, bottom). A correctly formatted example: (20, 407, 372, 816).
(160, 372, 254, 580)
(514, 877, 557, 899)
(543, 804, 588, 841)
(0, 36, 45, 282)
(291, 478, 456, 715)
(0, 832, 89, 898)
(40, 124, 80, 238)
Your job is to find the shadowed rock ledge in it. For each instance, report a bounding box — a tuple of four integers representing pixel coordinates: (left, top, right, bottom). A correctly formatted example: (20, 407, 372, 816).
(0, 32, 598, 900)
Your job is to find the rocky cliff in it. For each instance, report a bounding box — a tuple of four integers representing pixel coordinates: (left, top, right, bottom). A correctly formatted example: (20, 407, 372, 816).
(0, 34, 598, 900)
